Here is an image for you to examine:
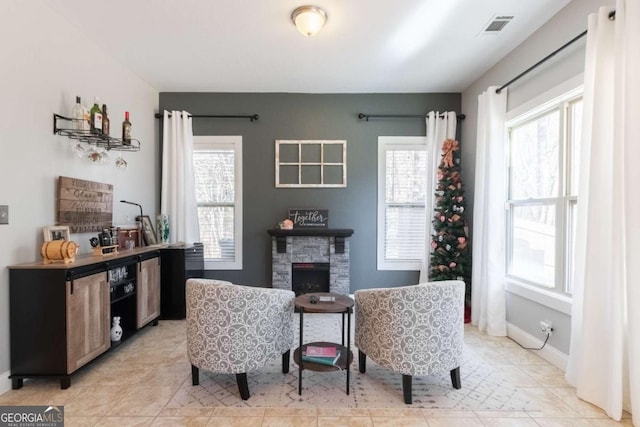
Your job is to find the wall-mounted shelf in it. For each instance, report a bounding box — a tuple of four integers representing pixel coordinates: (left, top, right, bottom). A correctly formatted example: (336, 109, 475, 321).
(53, 114, 140, 152)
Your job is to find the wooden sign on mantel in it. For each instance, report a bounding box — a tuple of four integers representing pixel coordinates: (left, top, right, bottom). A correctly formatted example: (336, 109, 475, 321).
(288, 209, 329, 228)
(57, 176, 113, 233)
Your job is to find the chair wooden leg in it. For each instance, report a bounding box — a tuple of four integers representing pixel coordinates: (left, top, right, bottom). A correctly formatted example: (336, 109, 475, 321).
(358, 350, 366, 373)
(450, 366, 461, 389)
(191, 365, 199, 386)
(402, 374, 412, 404)
(282, 349, 290, 374)
(236, 373, 250, 400)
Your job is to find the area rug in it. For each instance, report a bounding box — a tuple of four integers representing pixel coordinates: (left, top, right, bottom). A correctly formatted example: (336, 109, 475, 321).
(167, 313, 535, 410)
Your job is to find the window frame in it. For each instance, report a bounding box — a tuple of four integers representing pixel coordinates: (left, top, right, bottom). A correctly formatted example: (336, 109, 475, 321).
(275, 140, 347, 188)
(505, 85, 583, 301)
(193, 135, 243, 270)
(377, 136, 428, 271)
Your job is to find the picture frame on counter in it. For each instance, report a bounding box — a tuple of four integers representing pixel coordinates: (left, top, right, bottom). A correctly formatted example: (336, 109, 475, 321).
(139, 215, 158, 246)
(43, 225, 71, 242)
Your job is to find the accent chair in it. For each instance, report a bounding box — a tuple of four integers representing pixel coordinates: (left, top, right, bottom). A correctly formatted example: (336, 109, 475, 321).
(186, 278, 295, 400)
(354, 280, 465, 404)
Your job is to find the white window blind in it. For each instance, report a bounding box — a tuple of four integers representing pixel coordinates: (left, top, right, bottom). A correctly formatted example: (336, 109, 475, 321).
(193, 136, 243, 270)
(377, 137, 428, 270)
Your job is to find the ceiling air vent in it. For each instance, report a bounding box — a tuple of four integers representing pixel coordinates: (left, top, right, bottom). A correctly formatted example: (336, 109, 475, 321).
(483, 15, 514, 33)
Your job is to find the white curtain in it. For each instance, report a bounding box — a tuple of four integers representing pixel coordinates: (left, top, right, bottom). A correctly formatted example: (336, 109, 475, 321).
(419, 111, 457, 283)
(566, 3, 640, 424)
(471, 87, 507, 336)
(161, 110, 200, 244)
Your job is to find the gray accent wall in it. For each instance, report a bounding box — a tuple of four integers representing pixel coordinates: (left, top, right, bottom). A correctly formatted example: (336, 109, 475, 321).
(159, 93, 461, 291)
(460, 0, 615, 355)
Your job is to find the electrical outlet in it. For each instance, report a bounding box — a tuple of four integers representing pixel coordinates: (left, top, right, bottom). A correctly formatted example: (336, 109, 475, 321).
(0, 205, 8, 225)
(539, 320, 553, 335)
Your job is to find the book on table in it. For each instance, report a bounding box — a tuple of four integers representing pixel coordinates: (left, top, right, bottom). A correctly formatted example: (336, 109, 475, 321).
(304, 345, 337, 358)
(302, 346, 341, 366)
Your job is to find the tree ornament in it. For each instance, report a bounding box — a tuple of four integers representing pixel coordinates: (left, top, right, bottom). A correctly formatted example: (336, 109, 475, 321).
(441, 139, 459, 168)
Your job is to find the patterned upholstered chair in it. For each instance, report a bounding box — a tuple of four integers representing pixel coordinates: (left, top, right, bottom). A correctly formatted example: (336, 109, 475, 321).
(355, 280, 465, 404)
(186, 278, 295, 400)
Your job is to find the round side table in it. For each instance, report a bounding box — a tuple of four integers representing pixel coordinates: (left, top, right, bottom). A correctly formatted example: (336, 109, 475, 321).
(294, 292, 354, 395)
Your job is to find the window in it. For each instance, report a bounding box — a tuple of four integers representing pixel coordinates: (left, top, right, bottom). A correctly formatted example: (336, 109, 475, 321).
(275, 140, 347, 187)
(506, 92, 582, 295)
(377, 136, 428, 270)
(193, 136, 242, 270)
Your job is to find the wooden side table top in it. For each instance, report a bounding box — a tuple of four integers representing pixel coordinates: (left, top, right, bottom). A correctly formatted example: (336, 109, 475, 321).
(294, 292, 354, 313)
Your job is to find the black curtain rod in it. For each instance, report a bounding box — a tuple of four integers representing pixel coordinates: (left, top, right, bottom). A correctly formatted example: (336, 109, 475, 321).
(358, 113, 465, 121)
(154, 113, 259, 122)
(496, 9, 616, 94)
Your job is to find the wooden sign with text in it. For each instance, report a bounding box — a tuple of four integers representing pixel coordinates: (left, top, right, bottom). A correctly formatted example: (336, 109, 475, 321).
(57, 176, 113, 233)
(288, 209, 329, 228)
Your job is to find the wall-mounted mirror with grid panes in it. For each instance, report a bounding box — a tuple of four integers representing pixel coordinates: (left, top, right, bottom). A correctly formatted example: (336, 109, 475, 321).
(275, 140, 346, 188)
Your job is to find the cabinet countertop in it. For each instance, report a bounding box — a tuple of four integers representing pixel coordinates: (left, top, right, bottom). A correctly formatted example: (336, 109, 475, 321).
(8, 245, 168, 270)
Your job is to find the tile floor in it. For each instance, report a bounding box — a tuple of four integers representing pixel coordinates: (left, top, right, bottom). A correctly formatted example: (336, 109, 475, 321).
(0, 320, 633, 426)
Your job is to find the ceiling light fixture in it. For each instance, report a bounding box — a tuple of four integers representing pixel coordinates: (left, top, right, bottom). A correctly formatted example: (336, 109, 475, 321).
(291, 5, 327, 37)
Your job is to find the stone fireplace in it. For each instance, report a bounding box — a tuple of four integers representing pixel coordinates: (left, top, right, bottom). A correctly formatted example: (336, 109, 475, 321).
(268, 228, 354, 295)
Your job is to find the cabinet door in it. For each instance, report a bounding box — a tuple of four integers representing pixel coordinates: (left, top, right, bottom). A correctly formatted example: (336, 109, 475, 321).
(66, 272, 110, 374)
(137, 256, 161, 328)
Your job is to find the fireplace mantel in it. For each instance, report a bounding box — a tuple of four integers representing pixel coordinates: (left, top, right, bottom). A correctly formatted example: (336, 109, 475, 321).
(267, 228, 354, 237)
(268, 228, 354, 254)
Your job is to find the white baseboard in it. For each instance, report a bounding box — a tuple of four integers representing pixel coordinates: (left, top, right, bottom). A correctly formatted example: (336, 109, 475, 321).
(506, 322, 568, 372)
(0, 370, 12, 395)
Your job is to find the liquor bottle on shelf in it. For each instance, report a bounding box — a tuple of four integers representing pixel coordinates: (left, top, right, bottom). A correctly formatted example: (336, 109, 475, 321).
(122, 111, 132, 144)
(90, 97, 103, 135)
(101, 104, 110, 136)
(82, 101, 90, 131)
(71, 96, 84, 131)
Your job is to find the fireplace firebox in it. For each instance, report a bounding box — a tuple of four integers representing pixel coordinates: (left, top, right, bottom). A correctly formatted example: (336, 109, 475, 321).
(292, 263, 330, 296)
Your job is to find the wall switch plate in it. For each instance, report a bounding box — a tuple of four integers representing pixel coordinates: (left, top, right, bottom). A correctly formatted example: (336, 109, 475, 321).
(0, 205, 7, 224)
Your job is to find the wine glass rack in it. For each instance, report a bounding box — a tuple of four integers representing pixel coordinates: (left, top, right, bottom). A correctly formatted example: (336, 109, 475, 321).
(53, 114, 140, 152)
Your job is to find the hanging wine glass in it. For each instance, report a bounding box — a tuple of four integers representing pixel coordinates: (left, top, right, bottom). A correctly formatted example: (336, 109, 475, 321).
(72, 142, 89, 159)
(99, 150, 110, 164)
(115, 153, 128, 169)
(87, 146, 101, 163)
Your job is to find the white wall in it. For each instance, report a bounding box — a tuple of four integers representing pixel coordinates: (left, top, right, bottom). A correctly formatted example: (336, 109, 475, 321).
(0, 1, 158, 390)
(461, 0, 615, 355)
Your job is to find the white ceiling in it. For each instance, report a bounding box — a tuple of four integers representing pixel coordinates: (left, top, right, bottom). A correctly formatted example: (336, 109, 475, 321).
(45, 0, 571, 93)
